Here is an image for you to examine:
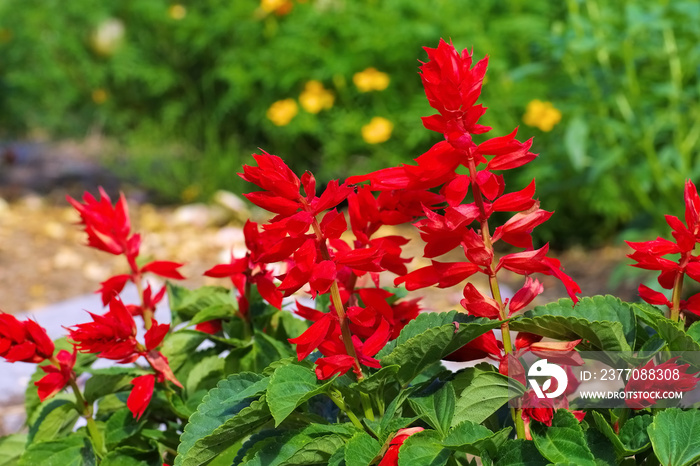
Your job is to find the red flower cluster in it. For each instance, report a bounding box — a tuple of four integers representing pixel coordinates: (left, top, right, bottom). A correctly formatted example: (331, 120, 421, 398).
(627, 180, 700, 317)
(624, 357, 699, 409)
(68, 188, 185, 314)
(0, 312, 76, 402)
(238, 152, 425, 379)
(68, 298, 182, 418)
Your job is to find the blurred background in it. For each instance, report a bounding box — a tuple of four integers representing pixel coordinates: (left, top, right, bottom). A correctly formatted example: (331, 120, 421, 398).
(0, 0, 699, 311)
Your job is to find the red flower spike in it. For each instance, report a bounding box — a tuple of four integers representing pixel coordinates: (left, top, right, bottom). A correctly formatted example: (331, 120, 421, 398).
(684, 180, 700, 233)
(66, 188, 133, 257)
(68, 298, 139, 361)
(35, 348, 76, 401)
(239, 151, 301, 201)
(127, 374, 155, 420)
(492, 179, 537, 212)
(140, 261, 185, 280)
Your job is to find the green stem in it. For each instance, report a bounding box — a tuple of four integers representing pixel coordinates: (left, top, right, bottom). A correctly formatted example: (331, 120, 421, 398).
(670, 270, 684, 322)
(360, 392, 375, 421)
(66, 377, 105, 456)
(329, 389, 364, 431)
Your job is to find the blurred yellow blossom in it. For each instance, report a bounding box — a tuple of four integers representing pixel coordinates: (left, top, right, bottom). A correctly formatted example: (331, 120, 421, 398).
(353, 68, 390, 92)
(92, 89, 109, 104)
(523, 100, 562, 132)
(267, 99, 298, 126)
(169, 4, 187, 20)
(362, 117, 393, 144)
(299, 80, 334, 114)
(261, 0, 293, 15)
(90, 18, 125, 57)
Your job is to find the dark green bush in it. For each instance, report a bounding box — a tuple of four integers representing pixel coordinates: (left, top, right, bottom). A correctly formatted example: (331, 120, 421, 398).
(1, 0, 698, 245)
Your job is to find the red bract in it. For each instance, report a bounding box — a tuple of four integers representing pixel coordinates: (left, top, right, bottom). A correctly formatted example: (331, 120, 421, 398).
(35, 348, 76, 401)
(0, 313, 54, 363)
(128, 374, 155, 421)
(378, 427, 425, 466)
(68, 298, 139, 361)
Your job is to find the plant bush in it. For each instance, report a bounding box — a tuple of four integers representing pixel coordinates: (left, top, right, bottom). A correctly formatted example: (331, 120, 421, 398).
(2, 39, 700, 466)
(2, 1, 698, 244)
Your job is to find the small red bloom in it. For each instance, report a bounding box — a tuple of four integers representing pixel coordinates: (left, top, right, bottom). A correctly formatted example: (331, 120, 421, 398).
(35, 348, 76, 401)
(68, 298, 139, 361)
(0, 313, 54, 363)
(624, 357, 699, 409)
(127, 374, 155, 420)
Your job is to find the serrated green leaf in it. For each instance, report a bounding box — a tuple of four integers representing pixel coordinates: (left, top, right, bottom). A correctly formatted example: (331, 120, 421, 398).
(409, 382, 455, 436)
(328, 447, 346, 466)
(161, 330, 208, 374)
(100, 446, 161, 466)
(494, 439, 548, 466)
(344, 431, 381, 466)
(442, 421, 500, 455)
(381, 315, 500, 385)
(267, 364, 334, 426)
(585, 427, 617, 466)
(19, 435, 96, 466)
(452, 369, 524, 427)
(175, 373, 269, 466)
(0, 434, 26, 466)
(242, 330, 296, 373)
(84, 369, 145, 404)
(240, 427, 348, 466)
(178, 396, 271, 466)
(511, 295, 636, 351)
(687, 321, 700, 345)
(350, 365, 400, 394)
(167, 283, 234, 325)
(104, 408, 145, 449)
(397, 430, 451, 466)
(647, 408, 700, 466)
(531, 410, 595, 466)
(185, 354, 224, 394)
(28, 399, 80, 443)
(279, 434, 347, 465)
(592, 411, 651, 457)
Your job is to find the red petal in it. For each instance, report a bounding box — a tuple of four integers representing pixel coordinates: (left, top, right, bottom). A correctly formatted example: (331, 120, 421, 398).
(144, 321, 170, 351)
(98, 274, 131, 305)
(127, 374, 155, 420)
(141, 261, 185, 280)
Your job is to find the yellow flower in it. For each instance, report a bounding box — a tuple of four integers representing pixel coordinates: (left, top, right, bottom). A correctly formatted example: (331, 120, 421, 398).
(299, 80, 334, 114)
(362, 117, 393, 144)
(168, 4, 187, 20)
(353, 67, 390, 92)
(523, 100, 562, 132)
(260, 0, 292, 14)
(91, 89, 109, 104)
(266, 99, 298, 126)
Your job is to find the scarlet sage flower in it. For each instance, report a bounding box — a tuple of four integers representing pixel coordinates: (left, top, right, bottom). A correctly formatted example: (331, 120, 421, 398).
(128, 374, 155, 420)
(0, 313, 55, 363)
(624, 357, 699, 409)
(35, 348, 76, 401)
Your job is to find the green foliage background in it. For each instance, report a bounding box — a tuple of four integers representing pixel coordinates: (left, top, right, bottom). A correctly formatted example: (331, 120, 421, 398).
(0, 0, 698, 245)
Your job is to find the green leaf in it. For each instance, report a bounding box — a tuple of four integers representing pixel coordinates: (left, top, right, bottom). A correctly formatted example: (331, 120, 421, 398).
(344, 432, 381, 466)
(585, 427, 617, 466)
(160, 330, 208, 374)
(185, 354, 225, 395)
(84, 368, 145, 404)
(494, 439, 548, 466)
(175, 373, 269, 466)
(189, 303, 237, 326)
(267, 364, 334, 426)
(409, 382, 455, 437)
(591, 411, 651, 457)
(104, 408, 145, 449)
(687, 321, 700, 345)
(28, 399, 80, 443)
(167, 283, 235, 325)
(0, 434, 26, 466)
(397, 430, 451, 466)
(511, 295, 636, 351)
(531, 410, 595, 466)
(100, 447, 161, 466)
(240, 427, 350, 466)
(351, 365, 400, 394)
(381, 313, 500, 385)
(452, 369, 524, 427)
(442, 421, 510, 457)
(19, 435, 96, 466)
(647, 408, 700, 466)
(178, 396, 271, 466)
